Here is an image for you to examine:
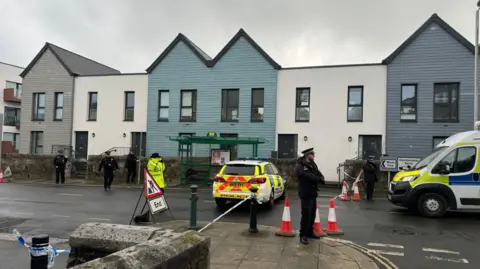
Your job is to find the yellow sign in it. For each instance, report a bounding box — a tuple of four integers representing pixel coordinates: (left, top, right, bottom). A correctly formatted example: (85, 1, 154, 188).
(207, 132, 217, 137)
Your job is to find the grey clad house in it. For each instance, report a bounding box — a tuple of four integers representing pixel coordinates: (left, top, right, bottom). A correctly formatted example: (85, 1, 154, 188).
(384, 13, 478, 158)
(19, 42, 120, 155)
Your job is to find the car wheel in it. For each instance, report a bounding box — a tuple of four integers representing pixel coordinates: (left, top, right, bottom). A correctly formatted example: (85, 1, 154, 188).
(266, 189, 275, 209)
(279, 188, 286, 200)
(417, 193, 447, 218)
(215, 198, 227, 210)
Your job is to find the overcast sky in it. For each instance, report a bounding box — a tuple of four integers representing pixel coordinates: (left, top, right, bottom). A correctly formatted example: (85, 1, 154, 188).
(0, 0, 476, 72)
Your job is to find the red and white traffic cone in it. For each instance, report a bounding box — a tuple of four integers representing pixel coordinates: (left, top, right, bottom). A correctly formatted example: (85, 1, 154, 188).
(339, 181, 349, 201)
(325, 199, 344, 235)
(275, 198, 296, 237)
(352, 180, 361, 201)
(0, 170, 4, 183)
(313, 202, 327, 237)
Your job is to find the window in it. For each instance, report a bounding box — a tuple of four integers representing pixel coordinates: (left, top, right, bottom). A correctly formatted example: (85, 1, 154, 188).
(88, 92, 98, 121)
(221, 89, 239, 122)
(54, 92, 64, 121)
(433, 83, 459, 122)
(30, 131, 44, 154)
(6, 81, 22, 98)
(223, 164, 256, 175)
(400, 84, 417, 121)
(32, 93, 45, 121)
(358, 135, 382, 160)
(178, 133, 196, 156)
(124, 91, 135, 121)
(432, 136, 449, 149)
(4, 107, 20, 126)
(435, 147, 476, 174)
(295, 88, 310, 122)
(347, 86, 363, 122)
(3, 133, 20, 152)
(131, 132, 146, 157)
(180, 90, 197, 122)
(158, 90, 169, 121)
(251, 88, 264, 122)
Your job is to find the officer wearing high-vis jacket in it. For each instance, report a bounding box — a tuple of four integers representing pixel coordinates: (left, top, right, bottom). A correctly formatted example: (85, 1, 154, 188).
(147, 153, 166, 191)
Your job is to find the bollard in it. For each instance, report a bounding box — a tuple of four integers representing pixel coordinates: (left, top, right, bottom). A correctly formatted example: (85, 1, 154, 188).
(189, 185, 198, 230)
(249, 186, 259, 233)
(30, 234, 49, 269)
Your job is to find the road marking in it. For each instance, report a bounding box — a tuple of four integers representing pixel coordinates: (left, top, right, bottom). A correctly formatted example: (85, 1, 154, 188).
(59, 193, 83, 196)
(52, 215, 70, 218)
(89, 217, 110, 221)
(370, 250, 404, 257)
(368, 243, 404, 249)
(389, 211, 411, 215)
(422, 248, 460, 255)
(14, 212, 34, 216)
(203, 200, 215, 203)
(425, 256, 468, 264)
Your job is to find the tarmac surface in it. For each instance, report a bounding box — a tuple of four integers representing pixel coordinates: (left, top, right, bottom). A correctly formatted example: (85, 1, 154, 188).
(0, 183, 479, 268)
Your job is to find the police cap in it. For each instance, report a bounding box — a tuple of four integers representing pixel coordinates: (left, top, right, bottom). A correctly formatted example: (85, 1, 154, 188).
(301, 147, 315, 155)
(151, 153, 160, 158)
(58, 150, 64, 154)
(105, 151, 111, 155)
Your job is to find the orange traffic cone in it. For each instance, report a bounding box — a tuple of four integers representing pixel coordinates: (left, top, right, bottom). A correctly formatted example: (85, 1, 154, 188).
(0, 170, 4, 183)
(275, 198, 296, 237)
(313, 202, 327, 237)
(325, 199, 344, 235)
(339, 181, 349, 201)
(352, 180, 361, 201)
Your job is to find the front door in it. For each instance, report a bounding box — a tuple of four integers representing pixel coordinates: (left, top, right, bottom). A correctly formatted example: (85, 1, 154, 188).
(131, 132, 147, 157)
(75, 132, 89, 160)
(277, 134, 298, 159)
(359, 135, 382, 160)
(220, 133, 238, 160)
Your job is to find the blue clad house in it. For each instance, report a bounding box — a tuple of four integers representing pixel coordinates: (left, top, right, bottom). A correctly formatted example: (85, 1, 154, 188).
(384, 14, 478, 158)
(145, 29, 281, 158)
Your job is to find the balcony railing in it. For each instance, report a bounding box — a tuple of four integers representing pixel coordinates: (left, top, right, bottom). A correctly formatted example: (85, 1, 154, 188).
(3, 88, 21, 103)
(4, 116, 20, 127)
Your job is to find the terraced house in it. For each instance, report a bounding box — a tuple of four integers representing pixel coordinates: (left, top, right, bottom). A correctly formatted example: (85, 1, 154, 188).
(19, 43, 120, 156)
(145, 29, 281, 159)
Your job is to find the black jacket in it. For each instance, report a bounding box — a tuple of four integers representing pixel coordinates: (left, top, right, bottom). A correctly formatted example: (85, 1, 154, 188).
(363, 161, 378, 183)
(98, 157, 119, 172)
(53, 155, 68, 168)
(125, 153, 138, 170)
(295, 157, 325, 198)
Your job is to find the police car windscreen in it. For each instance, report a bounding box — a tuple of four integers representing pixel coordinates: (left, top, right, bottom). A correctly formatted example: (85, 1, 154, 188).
(223, 164, 256, 175)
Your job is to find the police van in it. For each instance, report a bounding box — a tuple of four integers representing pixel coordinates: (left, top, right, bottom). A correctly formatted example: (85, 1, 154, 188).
(388, 124, 480, 217)
(212, 158, 286, 209)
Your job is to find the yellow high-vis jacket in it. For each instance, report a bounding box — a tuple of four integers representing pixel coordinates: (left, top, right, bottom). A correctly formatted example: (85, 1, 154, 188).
(147, 157, 166, 188)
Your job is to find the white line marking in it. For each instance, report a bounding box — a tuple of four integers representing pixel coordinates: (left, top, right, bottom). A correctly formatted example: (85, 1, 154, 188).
(89, 218, 110, 221)
(59, 193, 83, 196)
(203, 200, 215, 203)
(15, 212, 33, 216)
(369, 250, 405, 257)
(368, 243, 404, 249)
(422, 248, 460, 255)
(425, 256, 468, 263)
(389, 211, 411, 215)
(52, 215, 70, 218)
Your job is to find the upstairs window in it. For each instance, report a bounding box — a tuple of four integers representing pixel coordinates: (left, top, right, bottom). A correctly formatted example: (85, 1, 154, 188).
(32, 93, 45, 121)
(433, 83, 459, 122)
(180, 90, 197, 122)
(221, 89, 239, 122)
(30, 131, 44, 154)
(158, 90, 169, 121)
(295, 88, 310, 122)
(400, 84, 417, 121)
(54, 92, 64, 121)
(4, 107, 20, 126)
(6, 81, 22, 98)
(88, 92, 98, 121)
(124, 91, 135, 121)
(251, 88, 264, 122)
(347, 86, 363, 122)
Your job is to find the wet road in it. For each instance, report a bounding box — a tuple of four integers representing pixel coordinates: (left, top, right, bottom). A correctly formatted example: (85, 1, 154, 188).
(0, 183, 479, 269)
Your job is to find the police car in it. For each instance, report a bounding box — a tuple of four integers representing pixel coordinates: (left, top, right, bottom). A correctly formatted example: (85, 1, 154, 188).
(212, 158, 286, 209)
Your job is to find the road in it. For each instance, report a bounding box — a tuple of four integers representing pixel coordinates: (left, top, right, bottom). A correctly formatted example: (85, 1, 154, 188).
(0, 183, 478, 269)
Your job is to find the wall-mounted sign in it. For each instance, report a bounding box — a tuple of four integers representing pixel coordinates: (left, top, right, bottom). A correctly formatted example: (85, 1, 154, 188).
(211, 149, 230, 166)
(380, 157, 397, 172)
(398, 157, 421, 170)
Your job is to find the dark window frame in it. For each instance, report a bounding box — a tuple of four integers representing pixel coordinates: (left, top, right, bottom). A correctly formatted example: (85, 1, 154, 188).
(158, 90, 170, 122)
(221, 89, 240, 122)
(400, 84, 417, 122)
(433, 82, 460, 123)
(124, 91, 135, 121)
(30, 131, 44, 154)
(250, 88, 265, 122)
(32, 92, 45, 121)
(435, 146, 477, 174)
(54, 92, 64, 121)
(4, 106, 20, 126)
(295, 87, 310, 122)
(347, 85, 364, 122)
(180, 89, 197, 122)
(87, 92, 98, 121)
(6, 80, 22, 98)
(432, 136, 449, 149)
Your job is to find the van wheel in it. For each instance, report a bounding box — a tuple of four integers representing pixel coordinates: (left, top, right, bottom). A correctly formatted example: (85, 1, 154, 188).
(266, 189, 275, 209)
(215, 198, 227, 210)
(417, 193, 447, 218)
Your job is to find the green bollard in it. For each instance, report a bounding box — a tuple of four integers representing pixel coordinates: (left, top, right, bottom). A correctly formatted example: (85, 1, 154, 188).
(189, 185, 198, 230)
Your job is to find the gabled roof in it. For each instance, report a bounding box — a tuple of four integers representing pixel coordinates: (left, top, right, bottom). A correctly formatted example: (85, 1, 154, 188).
(382, 13, 475, 64)
(20, 42, 120, 78)
(146, 28, 281, 73)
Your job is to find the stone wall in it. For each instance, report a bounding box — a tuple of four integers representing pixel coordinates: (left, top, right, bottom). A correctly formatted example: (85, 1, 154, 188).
(0, 153, 57, 180)
(68, 223, 210, 269)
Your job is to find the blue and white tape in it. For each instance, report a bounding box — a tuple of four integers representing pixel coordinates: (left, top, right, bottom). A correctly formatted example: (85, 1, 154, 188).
(13, 229, 71, 268)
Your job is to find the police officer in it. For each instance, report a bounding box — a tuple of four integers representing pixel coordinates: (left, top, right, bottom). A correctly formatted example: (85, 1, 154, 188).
(363, 157, 378, 201)
(98, 151, 119, 191)
(125, 149, 138, 184)
(296, 147, 325, 245)
(134, 153, 166, 223)
(53, 150, 68, 184)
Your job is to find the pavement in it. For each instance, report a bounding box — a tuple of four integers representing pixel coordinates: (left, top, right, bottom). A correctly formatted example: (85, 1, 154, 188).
(0, 183, 479, 268)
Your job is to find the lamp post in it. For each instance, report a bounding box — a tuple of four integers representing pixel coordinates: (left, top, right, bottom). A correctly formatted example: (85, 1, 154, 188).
(475, 1, 480, 125)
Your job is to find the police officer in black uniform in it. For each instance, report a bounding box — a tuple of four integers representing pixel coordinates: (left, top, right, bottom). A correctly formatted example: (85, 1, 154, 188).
(53, 150, 68, 184)
(296, 147, 325, 245)
(98, 151, 119, 191)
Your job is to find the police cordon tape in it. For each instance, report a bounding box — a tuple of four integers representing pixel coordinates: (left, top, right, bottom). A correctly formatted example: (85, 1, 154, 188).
(13, 229, 70, 269)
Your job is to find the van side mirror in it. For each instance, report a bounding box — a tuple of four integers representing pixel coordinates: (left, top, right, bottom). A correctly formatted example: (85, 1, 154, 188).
(432, 161, 450, 175)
